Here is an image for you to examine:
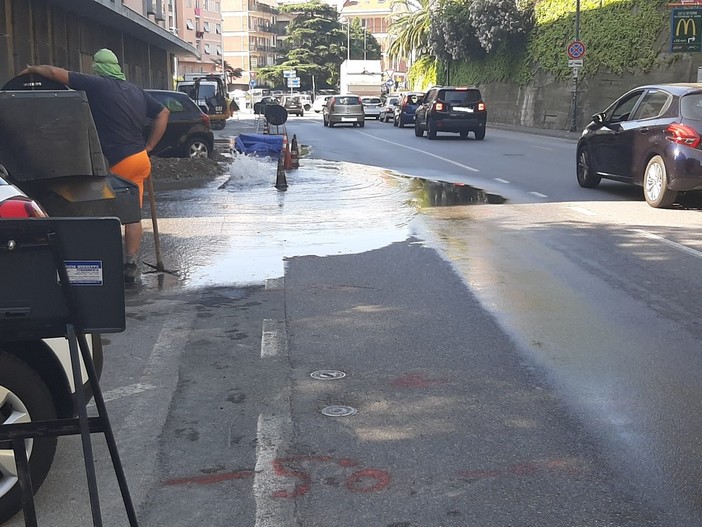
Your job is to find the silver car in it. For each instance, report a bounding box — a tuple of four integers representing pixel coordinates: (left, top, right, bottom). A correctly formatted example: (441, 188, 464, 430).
(323, 95, 365, 127)
(361, 96, 382, 120)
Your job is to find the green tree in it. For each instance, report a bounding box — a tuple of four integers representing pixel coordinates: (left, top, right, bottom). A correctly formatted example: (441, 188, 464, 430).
(387, 0, 432, 62)
(257, 1, 380, 90)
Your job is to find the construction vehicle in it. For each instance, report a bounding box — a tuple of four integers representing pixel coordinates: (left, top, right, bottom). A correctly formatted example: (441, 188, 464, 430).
(176, 73, 231, 130)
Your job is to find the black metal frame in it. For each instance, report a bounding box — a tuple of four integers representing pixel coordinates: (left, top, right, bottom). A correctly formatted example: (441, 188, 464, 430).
(0, 219, 137, 526)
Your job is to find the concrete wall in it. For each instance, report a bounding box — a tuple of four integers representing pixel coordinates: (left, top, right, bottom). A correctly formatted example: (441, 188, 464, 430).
(0, 0, 171, 88)
(481, 55, 702, 131)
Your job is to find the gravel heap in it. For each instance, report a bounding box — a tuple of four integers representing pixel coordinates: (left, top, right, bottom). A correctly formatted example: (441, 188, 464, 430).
(150, 156, 229, 181)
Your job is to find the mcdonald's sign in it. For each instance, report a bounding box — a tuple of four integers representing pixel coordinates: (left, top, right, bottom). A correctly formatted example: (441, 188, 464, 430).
(671, 9, 702, 51)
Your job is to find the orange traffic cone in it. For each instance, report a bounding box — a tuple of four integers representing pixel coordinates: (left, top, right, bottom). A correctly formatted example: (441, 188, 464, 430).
(290, 134, 300, 169)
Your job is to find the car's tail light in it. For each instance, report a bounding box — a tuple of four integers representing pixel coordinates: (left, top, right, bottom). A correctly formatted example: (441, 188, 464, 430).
(434, 101, 445, 112)
(0, 197, 47, 218)
(201, 113, 211, 129)
(666, 123, 701, 148)
(478, 102, 486, 111)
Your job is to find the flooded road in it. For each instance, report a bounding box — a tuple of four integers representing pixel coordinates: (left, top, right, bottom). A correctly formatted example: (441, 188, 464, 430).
(144, 157, 419, 289)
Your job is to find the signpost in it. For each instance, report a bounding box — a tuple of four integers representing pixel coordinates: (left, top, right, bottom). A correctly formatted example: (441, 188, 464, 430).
(283, 70, 297, 78)
(566, 39, 585, 132)
(671, 9, 702, 51)
(287, 76, 300, 94)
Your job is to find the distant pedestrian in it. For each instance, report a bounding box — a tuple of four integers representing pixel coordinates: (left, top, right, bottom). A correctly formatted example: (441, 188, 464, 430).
(22, 49, 170, 282)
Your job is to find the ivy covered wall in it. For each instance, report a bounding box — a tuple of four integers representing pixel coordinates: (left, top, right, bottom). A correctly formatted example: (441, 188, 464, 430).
(407, 0, 702, 129)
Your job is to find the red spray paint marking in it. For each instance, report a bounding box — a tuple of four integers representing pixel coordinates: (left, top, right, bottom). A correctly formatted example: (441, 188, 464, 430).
(344, 469, 392, 493)
(165, 469, 254, 486)
(391, 372, 450, 388)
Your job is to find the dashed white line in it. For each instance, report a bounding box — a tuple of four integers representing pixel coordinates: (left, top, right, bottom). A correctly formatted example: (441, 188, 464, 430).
(355, 130, 479, 172)
(569, 206, 597, 216)
(494, 178, 510, 184)
(632, 229, 702, 259)
(261, 319, 286, 358)
(529, 191, 548, 198)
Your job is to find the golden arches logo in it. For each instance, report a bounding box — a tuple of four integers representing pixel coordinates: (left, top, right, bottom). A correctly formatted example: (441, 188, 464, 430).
(676, 17, 697, 37)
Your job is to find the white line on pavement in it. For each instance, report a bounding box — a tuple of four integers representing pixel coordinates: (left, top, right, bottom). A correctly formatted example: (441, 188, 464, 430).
(261, 319, 286, 358)
(494, 178, 510, 184)
(569, 206, 597, 216)
(632, 229, 702, 259)
(93, 382, 156, 404)
(529, 192, 548, 198)
(355, 130, 480, 172)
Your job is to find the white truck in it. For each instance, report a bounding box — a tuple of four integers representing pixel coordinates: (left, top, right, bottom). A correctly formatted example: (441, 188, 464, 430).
(339, 59, 383, 97)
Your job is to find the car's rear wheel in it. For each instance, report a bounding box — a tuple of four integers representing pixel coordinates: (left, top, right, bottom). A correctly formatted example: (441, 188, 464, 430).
(474, 128, 485, 140)
(576, 147, 601, 188)
(329, 120, 335, 128)
(300, 111, 304, 117)
(414, 121, 424, 137)
(187, 138, 211, 159)
(644, 155, 678, 208)
(0, 352, 58, 524)
(398, 117, 405, 128)
(323, 116, 328, 127)
(359, 121, 365, 128)
(427, 121, 437, 140)
(460, 131, 469, 139)
(393, 117, 398, 127)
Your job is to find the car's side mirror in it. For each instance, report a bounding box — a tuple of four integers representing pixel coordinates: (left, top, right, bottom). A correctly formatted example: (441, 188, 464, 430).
(592, 112, 605, 124)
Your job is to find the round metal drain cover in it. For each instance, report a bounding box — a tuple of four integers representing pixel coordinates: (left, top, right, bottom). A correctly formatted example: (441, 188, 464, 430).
(321, 405, 357, 417)
(310, 370, 347, 380)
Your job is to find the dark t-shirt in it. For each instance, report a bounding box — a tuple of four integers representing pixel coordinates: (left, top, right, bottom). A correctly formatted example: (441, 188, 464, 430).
(68, 72, 164, 166)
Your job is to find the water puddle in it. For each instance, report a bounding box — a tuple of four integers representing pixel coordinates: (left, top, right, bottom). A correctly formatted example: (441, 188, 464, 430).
(141, 156, 506, 290)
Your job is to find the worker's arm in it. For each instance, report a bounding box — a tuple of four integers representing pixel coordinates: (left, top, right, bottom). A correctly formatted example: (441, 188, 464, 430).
(20, 65, 70, 86)
(145, 107, 170, 153)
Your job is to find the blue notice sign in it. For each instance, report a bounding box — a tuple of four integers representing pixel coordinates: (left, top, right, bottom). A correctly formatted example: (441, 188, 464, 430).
(249, 80, 256, 88)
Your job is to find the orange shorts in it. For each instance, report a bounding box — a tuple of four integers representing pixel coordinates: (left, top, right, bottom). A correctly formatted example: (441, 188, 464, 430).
(110, 150, 151, 206)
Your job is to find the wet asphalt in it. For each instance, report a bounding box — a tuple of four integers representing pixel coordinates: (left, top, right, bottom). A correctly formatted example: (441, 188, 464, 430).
(4, 113, 696, 526)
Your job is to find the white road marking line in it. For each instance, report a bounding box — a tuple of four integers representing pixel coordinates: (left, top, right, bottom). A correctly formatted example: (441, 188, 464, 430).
(529, 192, 548, 198)
(255, 320, 294, 527)
(532, 145, 554, 150)
(355, 130, 479, 172)
(261, 319, 286, 358)
(633, 229, 702, 259)
(569, 206, 597, 216)
(93, 382, 156, 404)
(494, 178, 510, 184)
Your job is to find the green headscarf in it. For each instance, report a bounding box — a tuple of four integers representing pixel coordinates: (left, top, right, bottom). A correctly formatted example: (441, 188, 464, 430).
(92, 49, 126, 80)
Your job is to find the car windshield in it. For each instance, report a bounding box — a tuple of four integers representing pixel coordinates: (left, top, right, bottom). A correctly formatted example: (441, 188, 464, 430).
(387, 97, 400, 105)
(362, 97, 382, 105)
(336, 96, 360, 105)
(680, 93, 702, 120)
(441, 90, 481, 104)
(198, 84, 217, 99)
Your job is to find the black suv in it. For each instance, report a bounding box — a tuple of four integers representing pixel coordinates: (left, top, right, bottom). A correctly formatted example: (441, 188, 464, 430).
(414, 86, 486, 140)
(144, 90, 215, 158)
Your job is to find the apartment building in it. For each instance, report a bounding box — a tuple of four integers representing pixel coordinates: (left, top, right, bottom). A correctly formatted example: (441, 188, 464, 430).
(1, 0, 198, 88)
(174, 0, 225, 75)
(222, 0, 279, 90)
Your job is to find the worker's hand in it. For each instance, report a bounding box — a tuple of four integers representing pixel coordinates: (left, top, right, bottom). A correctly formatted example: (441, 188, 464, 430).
(19, 65, 33, 75)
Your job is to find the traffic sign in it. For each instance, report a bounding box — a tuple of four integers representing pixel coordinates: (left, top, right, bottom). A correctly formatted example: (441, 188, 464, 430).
(385, 79, 394, 87)
(567, 40, 586, 60)
(287, 76, 300, 87)
(249, 80, 256, 88)
(568, 59, 584, 68)
(283, 70, 297, 78)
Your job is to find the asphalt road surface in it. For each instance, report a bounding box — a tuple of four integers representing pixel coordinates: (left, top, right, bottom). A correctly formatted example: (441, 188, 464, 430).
(7, 112, 702, 526)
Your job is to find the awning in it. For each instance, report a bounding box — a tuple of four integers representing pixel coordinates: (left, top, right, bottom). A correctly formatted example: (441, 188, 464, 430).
(48, 0, 200, 59)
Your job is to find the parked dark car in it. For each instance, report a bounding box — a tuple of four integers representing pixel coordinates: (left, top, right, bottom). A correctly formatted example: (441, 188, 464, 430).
(394, 92, 424, 128)
(577, 83, 702, 208)
(145, 89, 215, 158)
(414, 86, 486, 140)
(281, 95, 304, 117)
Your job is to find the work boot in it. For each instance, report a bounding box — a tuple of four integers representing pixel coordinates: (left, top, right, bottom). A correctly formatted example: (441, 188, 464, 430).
(124, 255, 140, 283)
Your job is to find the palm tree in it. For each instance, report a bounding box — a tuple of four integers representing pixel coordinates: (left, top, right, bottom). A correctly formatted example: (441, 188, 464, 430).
(386, 0, 432, 63)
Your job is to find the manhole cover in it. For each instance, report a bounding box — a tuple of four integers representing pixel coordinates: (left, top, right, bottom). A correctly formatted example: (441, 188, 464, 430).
(310, 370, 347, 380)
(321, 405, 357, 417)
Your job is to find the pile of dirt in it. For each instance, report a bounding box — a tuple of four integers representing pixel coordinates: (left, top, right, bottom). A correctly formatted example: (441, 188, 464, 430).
(150, 156, 229, 182)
